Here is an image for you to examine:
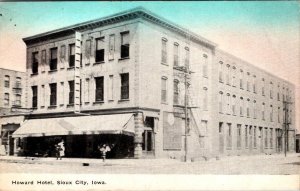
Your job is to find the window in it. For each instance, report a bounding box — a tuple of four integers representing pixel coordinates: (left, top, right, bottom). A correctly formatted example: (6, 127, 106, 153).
(15, 94, 21, 106)
(184, 47, 189, 69)
(226, 64, 230, 85)
(161, 38, 167, 64)
(203, 87, 208, 111)
(32, 52, 39, 74)
(270, 82, 273, 99)
(109, 35, 115, 60)
(68, 80, 74, 104)
(50, 48, 58, 70)
(270, 128, 273, 148)
(199, 120, 207, 148)
(253, 75, 256, 93)
(226, 93, 231, 114)
(254, 126, 257, 148)
(219, 61, 223, 82)
(278, 107, 281, 123)
(120, 73, 129, 100)
(60, 45, 66, 62)
(203, 54, 208, 77)
(41, 85, 45, 107)
(239, 70, 243, 89)
(69, 44, 75, 67)
(4, 93, 9, 106)
(253, 100, 257, 119)
(232, 95, 236, 115)
(41, 50, 46, 72)
(121, 31, 130, 59)
(218, 91, 223, 113)
(246, 98, 250, 118)
(108, 75, 114, 100)
(32, 86, 38, 108)
(277, 85, 280, 101)
(49, 83, 57, 106)
(232, 66, 236, 87)
(173, 43, 179, 67)
(226, 123, 232, 149)
(4, 75, 10, 88)
(95, 77, 104, 102)
(60, 82, 64, 105)
(84, 78, 90, 103)
(161, 77, 167, 103)
(262, 78, 265, 96)
(237, 124, 242, 149)
(264, 128, 268, 148)
(95, 37, 105, 62)
(85, 40, 92, 58)
(262, 102, 265, 120)
(173, 80, 179, 105)
(245, 125, 248, 148)
(270, 105, 273, 122)
(240, 97, 244, 116)
(246, 72, 250, 91)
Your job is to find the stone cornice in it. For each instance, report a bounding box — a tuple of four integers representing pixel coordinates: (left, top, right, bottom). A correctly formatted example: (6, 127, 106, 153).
(23, 7, 217, 49)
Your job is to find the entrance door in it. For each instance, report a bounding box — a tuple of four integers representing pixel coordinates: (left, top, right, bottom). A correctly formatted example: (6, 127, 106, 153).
(8, 134, 14, 155)
(142, 128, 154, 156)
(219, 123, 224, 154)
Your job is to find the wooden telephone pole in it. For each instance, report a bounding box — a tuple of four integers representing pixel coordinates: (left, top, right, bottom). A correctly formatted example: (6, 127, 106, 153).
(283, 97, 292, 157)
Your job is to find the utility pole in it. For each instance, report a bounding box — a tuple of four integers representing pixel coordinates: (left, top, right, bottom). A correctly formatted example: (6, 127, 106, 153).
(184, 67, 189, 162)
(283, 97, 292, 157)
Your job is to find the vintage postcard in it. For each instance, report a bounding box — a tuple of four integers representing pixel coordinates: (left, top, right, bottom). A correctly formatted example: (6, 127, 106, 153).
(0, 1, 299, 190)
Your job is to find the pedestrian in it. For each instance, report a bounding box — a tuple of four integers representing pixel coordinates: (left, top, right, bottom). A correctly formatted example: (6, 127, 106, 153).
(55, 144, 60, 160)
(98, 144, 110, 162)
(57, 139, 65, 160)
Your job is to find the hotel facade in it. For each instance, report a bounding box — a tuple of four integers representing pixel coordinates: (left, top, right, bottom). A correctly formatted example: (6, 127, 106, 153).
(7, 7, 296, 159)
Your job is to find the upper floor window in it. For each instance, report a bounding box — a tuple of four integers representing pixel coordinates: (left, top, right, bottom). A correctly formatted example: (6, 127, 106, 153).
(161, 77, 168, 103)
(60, 45, 66, 62)
(50, 48, 58, 71)
(246, 98, 250, 118)
(32, 86, 38, 108)
(232, 95, 236, 115)
(120, 73, 129, 100)
(173, 43, 179, 67)
(95, 37, 105, 63)
(95, 77, 104, 102)
(4, 93, 9, 106)
(85, 39, 92, 59)
(246, 72, 250, 91)
(69, 44, 75, 67)
(32, 52, 39, 74)
(161, 38, 167, 64)
(253, 75, 257, 93)
(270, 82, 273, 99)
(14, 94, 21, 106)
(173, 80, 179, 105)
(203, 54, 208, 78)
(218, 91, 223, 113)
(4, 75, 10, 88)
(278, 107, 281, 123)
(49, 83, 57, 106)
(184, 47, 190, 69)
(253, 100, 257, 119)
(262, 102, 265, 120)
(203, 87, 208, 111)
(219, 61, 223, 83)
(109, 35, 115, 60)
(277, 84, 280, 101)
(120, 31, 130, 59)
(41, 50, 46, 72)
(226, 64, 231, 85)
(239, 70, 244, 89)
(232, 66, 236, 87)
(68, 80, 75, 104)
(262, 78, 265, 96)
(240, 97, 244, 116)
(226, 93, 231, 114)
(270, 105, 273, 122)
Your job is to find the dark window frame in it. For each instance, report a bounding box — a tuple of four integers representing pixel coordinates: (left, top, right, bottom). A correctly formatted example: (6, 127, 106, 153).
(120, 73, 129, 100)
(95, 77, 104, 102)
(50, 48, 58, 71)
(49, 83, 57, 106)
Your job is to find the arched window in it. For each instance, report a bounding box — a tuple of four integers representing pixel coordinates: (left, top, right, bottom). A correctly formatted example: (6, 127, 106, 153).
(161, 76, 168, 103)
(219, 91, 223, 113)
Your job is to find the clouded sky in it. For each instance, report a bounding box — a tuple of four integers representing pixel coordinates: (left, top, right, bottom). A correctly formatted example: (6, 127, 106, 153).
(0, 2, 299, 130)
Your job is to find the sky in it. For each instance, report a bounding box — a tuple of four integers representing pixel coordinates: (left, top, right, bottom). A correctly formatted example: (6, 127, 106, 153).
(0, 2, 299, 131)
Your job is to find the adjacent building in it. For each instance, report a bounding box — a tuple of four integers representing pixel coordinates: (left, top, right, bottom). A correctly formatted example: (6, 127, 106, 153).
(10, 7, 296, 159)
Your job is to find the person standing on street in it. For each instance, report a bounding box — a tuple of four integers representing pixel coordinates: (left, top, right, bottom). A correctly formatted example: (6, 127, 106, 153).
(57, 139, 65, 160)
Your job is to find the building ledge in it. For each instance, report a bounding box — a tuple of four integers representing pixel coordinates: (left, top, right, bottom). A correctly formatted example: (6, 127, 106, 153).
(118, 57, 130, 61)
(93, 61, 105, 65)
(93, 101, 104, 105)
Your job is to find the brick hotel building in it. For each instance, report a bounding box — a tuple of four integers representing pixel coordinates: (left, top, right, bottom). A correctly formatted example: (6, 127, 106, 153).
(6, 7, 296, 159)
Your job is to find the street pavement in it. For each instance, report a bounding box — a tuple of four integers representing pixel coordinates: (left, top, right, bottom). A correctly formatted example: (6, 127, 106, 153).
(0, 153, 299, 174)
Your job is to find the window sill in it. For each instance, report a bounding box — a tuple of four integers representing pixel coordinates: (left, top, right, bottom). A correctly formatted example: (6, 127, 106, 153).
(48, 70, 58, 73)
(93, 61, 105, 65)
(108, 99, 114, 102)
(48, 105, 57, 109)
(161, 102, 168, 105)
(118, 57, 130, 61)
(161, 62, 168, 66)
(85, 63, 90, 66)
(31, 73, 38, 76)
(219, 81, 224, 83)
(203, 75, 208, 78)
(67, 104, 74, 108)
(41, 71, 46, 73)
(40, 106, 45, 109)
(93, 101, 104, 105)
(118, 99, 130, 102)
(32, 107, 38, 110)
(59, 104, 64, 107)
(67, 67, 75, 70)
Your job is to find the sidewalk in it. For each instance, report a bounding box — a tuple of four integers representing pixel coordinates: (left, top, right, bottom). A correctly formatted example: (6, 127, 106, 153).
(0, 153, 299, 167)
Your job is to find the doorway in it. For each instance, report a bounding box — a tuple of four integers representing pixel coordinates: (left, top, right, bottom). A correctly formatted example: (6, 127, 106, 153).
(142, 117, 155, 157)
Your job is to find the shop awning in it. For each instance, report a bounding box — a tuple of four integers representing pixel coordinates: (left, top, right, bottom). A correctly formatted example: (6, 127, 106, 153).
(12, 114, 135, 138)
(0, 115, 24, 126)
